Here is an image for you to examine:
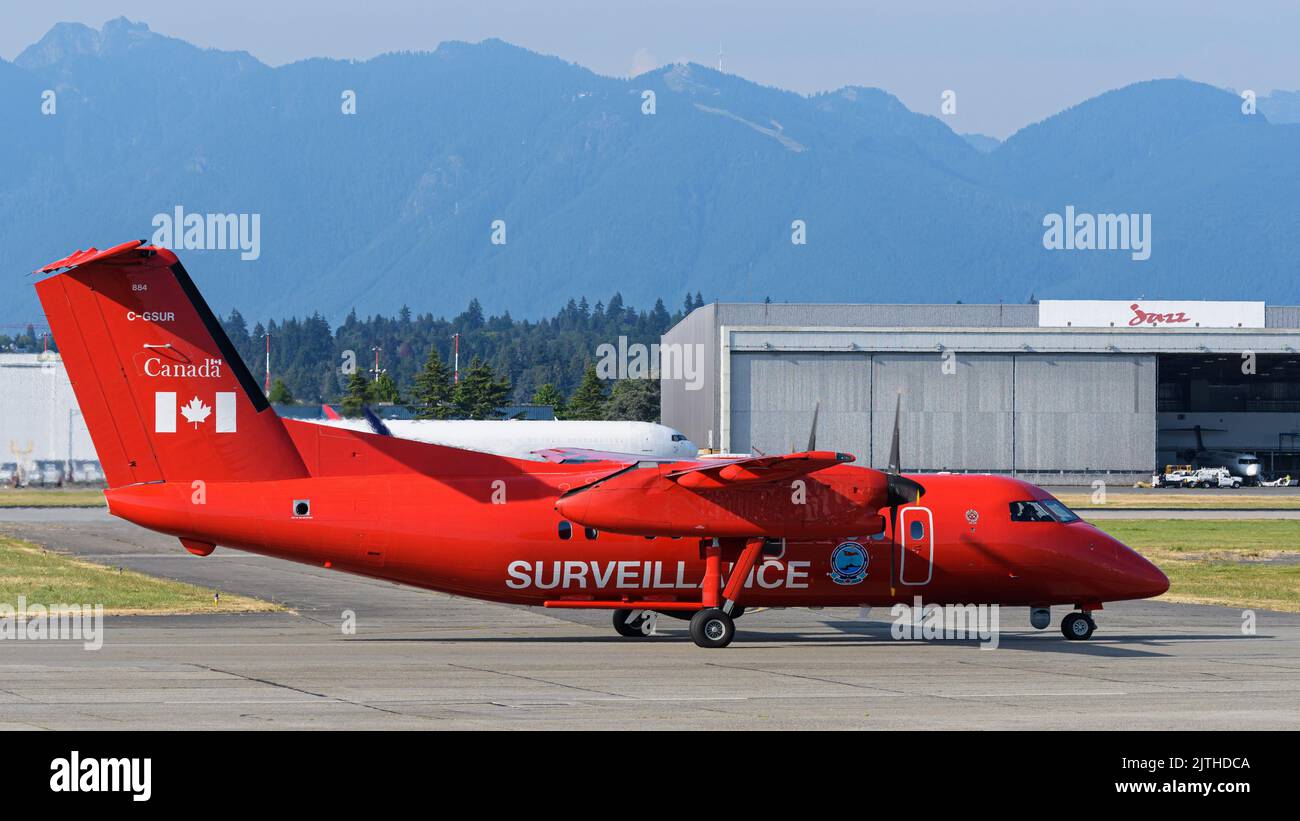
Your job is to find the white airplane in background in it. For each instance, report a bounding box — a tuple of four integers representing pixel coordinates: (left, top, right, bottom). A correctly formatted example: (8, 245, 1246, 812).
(311, 408, 699, 461)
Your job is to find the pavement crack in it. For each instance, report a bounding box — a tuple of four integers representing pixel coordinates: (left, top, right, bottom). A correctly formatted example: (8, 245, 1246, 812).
(193, 663, 425, 719)
(703, 661, 912, 696)
(447, 663, 630, 699)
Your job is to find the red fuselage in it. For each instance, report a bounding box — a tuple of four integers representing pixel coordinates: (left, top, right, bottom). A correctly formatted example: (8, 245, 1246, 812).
(104, 423, 1167, 610)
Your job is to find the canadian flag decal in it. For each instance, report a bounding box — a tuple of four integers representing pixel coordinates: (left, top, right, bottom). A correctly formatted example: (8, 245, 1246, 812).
(155, 392, 236, 433)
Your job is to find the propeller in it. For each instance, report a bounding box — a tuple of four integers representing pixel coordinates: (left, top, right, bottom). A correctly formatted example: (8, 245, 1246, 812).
(883, 391, 924, 597)
(361, 405, 393, 437)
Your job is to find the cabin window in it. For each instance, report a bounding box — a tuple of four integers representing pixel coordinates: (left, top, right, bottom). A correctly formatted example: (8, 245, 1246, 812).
(762, 537, 785, 559)
(584, 527, 599, 540)
(557, 521, 572, 540)
(909, 520, 924, 540)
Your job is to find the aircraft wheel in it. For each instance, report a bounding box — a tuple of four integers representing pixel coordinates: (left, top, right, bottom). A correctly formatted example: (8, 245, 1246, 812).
(1061, 612, 1095, 641)
(689, 608, 735, 648)
(612, 609, 653, 638)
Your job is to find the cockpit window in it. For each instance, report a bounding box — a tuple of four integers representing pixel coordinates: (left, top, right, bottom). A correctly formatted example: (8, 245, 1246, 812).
(1009, 499, 1080, 523)
(1040, 499, 1079, 523)
(671, 434, 688, 442)
(1009, 500, 1055, 522)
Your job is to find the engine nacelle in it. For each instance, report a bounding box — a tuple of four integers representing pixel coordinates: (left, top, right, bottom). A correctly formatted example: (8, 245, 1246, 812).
(554, 462, 889, 539)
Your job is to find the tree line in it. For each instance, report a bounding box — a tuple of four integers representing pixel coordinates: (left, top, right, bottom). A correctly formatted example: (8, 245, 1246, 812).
(225, 292, 706, 422)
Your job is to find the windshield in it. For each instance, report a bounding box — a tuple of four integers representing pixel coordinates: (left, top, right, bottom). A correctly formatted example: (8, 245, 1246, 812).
(1040, 499, 1080, 523)
(1009, 498, 1080, 524)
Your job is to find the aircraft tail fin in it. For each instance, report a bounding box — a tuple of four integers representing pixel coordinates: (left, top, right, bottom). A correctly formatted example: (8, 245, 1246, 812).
(34, 241, 310, 488)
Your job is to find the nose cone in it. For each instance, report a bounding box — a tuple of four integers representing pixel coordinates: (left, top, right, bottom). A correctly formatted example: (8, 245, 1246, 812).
(1118, 545, 1170, 597)
(1111, 538, 1170, 600)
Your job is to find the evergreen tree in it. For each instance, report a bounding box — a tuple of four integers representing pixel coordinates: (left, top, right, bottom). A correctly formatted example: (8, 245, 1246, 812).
(530, 383, 567, 417)
(372, 372, 401, 404)
(340, 370, 371, 417)
(411, 346, 454, 419)
(453, 356, 512, 419)
(604, 378, 659, 422)
(268, 378, 294, 404)
(456, 298, 485, 330)
(650, 298, 671, 332)
(566, 365, 608, 420)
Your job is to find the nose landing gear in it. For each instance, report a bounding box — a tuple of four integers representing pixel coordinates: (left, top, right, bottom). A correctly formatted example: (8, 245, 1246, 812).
(1061, 611, 1097, 640)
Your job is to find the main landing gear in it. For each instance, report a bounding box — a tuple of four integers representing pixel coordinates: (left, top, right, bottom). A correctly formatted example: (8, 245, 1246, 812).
(606, 538, 763, 647)
(1061, 611, 1097, 640)
(612, 609, 655, 637)
(689, 608, 736, 648)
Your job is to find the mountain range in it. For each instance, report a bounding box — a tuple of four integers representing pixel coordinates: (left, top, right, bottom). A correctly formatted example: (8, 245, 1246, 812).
(3, 17, 1299, 327)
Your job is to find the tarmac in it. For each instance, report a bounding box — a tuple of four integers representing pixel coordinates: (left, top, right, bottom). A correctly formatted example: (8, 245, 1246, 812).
(1, 508, 1298, 730)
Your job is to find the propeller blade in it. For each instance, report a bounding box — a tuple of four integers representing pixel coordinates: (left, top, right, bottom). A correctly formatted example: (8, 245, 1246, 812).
(882, 390, 920, 598)
(806, 400, 820, 452)
(887, 473, 925, 507)
(361, 405, 393, 437)
(888, 503, 898, 597)
(887, 392, 902, 474)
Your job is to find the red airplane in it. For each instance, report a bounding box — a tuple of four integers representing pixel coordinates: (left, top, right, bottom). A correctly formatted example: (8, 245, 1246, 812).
(33, 241, 1169, 648)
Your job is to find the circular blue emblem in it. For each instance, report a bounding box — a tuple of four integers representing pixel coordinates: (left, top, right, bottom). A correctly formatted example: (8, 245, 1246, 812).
(829, 541, 868, 585)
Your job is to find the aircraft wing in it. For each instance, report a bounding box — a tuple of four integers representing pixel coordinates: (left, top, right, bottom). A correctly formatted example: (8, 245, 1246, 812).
(665, 450, 852, 488)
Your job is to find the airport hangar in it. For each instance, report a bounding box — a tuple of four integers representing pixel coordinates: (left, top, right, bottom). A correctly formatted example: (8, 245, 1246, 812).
(660, 300, 1300, 485)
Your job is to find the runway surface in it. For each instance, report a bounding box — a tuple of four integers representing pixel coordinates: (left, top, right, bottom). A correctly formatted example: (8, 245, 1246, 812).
(2, 509, 1298, 730)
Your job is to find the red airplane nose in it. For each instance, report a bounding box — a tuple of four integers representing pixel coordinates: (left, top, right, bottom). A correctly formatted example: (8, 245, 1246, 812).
(1113, 539, 1170, 600)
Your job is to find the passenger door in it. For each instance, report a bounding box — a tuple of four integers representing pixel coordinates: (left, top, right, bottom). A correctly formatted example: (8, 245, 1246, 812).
(898, 506, 934, 586)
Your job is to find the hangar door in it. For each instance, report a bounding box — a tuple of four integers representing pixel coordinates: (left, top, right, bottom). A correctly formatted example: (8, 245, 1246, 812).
(870, 353, 1015, 472)
(1014, 354, 1156, 472)
(730, 352, 870, 458)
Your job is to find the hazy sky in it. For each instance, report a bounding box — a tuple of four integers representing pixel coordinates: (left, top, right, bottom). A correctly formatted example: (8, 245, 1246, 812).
(4, 1, 1299, 137)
